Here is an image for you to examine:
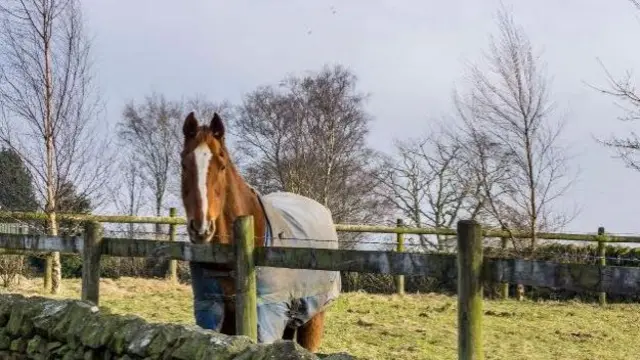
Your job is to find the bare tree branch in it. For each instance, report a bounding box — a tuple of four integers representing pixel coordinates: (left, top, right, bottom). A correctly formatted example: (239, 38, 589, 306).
(453, 4, 578, 250)
(376, 122, 472, 251)
(232, 64, 392, 249)
(107, 155, 146, 238)
(117, 92, 181, 235)
(587, 2, 640, 172)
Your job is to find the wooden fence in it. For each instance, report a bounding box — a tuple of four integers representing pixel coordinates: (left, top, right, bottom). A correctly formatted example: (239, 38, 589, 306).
(2, 212, 640, 359)
(1, 209, 638, 301)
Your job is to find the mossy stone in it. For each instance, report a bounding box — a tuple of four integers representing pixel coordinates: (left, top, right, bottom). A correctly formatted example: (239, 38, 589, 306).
(0, 331, 11, 350)
(108, 316, 147, 355)
(9, 338, 27, 352)
(26, 334, 46, 356)
(32, 299, 75, 338)
(232, 340, 319, 360)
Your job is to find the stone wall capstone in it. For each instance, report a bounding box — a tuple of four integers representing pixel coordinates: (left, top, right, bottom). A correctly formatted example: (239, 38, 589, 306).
(0, 294, 354, 359)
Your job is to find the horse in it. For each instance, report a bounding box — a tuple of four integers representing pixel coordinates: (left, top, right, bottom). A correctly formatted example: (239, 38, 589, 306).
(179, 111, 341, 352)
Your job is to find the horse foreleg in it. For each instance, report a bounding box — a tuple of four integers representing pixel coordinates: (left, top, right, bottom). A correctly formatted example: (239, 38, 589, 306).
(282, 326, 296, 340)
(220, 308, 236, 335)
(218, 279, 237, 335)
(296, 311, 326, 353)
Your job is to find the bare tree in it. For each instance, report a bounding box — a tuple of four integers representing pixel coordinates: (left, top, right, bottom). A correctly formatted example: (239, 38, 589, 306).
(102, 155, 150, 276)
(232, 64, 391, 249)
(0, 0, 111, 293)
(591, 64, 640, 170)
(377, 125, 473, 251)
(108, 156, 146, 237)
(453, 93, 528, 249)
(455, 5, 577, 249)
(117, 92, 182, 235)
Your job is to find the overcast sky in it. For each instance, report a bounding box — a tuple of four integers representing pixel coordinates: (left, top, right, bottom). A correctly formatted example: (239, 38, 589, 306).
(80, 0, 640, 235)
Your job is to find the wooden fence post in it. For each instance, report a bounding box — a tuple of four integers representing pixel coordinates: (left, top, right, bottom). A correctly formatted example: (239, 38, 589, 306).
(81, 221, 103, 306)
(457, 219, 484, 360)
(395, 218, 405, 295)
(233, 215, 257, 342)
(597, 226, 606, 306)
(500, 225, 509, 300)
(168, 207, 178, 282)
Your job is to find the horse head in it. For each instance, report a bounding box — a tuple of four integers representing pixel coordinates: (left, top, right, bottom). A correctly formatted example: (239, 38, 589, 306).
(180, 111, 229, 244)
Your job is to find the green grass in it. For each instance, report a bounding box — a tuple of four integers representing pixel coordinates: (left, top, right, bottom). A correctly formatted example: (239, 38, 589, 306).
(3, 277, 640, 359)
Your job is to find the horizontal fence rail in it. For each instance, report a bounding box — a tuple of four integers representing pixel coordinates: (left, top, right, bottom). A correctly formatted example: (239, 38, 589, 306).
(2, 210, 640, 243)
(0, 234, 84, 253)
(103, 237, 234, 263)
(1, 232, 640, 295)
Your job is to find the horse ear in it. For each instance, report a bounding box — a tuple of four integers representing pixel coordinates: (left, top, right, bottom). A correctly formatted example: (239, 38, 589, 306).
(183, 112, 198, 138)
(210, 112, 225, 138)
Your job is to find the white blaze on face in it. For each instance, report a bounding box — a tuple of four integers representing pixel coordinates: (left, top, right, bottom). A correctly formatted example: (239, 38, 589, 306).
(193, 143, 213, 235)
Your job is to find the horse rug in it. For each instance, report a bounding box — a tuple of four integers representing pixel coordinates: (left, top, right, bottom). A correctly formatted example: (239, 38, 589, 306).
(189, 191, 342, 343)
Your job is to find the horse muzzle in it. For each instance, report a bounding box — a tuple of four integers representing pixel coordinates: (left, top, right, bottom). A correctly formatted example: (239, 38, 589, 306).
(188, 220, 215, 243)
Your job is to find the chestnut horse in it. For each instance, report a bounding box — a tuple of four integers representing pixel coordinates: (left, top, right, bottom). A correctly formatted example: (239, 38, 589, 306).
(179, 111, 341, 352)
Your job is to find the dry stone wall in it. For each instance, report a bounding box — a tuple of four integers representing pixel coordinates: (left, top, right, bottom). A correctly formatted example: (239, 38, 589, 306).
(0, 294, 354, 359)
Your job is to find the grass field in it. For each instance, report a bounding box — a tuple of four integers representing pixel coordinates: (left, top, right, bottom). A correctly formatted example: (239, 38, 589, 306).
(2, 277, 639, 360)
